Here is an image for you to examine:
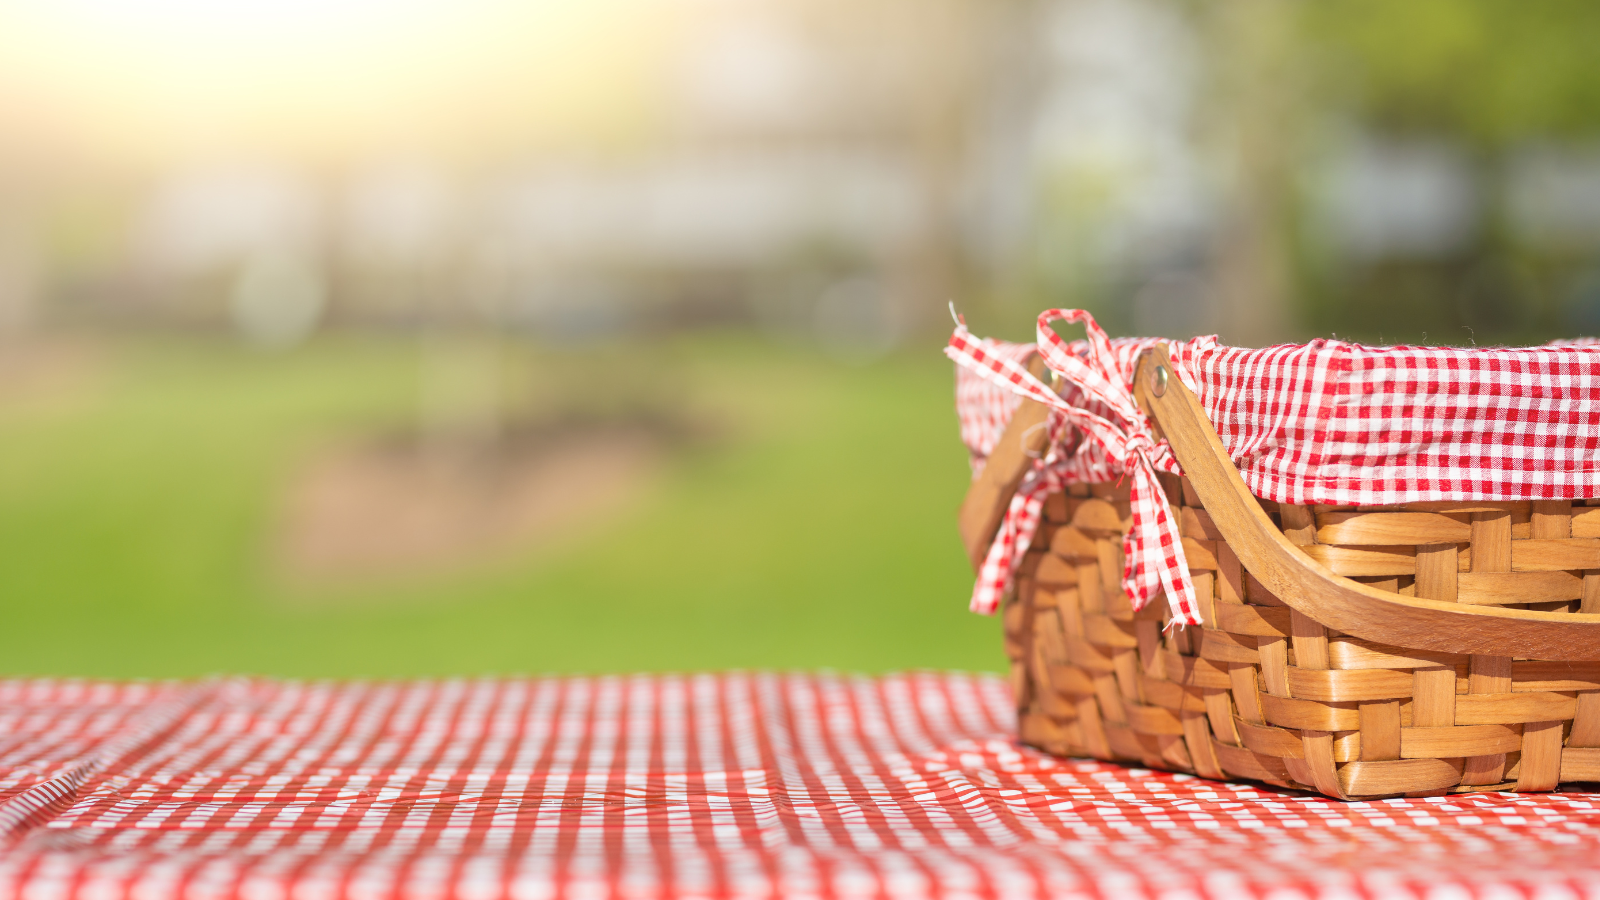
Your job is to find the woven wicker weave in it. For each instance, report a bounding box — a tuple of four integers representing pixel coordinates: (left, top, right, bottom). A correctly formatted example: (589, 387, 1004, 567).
(988, 349, 1600, 799)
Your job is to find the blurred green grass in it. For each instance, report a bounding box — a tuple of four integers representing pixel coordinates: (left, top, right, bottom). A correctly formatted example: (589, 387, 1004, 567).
(0, 334, 999, 677)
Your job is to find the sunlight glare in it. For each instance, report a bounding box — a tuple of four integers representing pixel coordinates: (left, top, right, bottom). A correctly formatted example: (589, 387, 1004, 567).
(0, 0, 679, 164)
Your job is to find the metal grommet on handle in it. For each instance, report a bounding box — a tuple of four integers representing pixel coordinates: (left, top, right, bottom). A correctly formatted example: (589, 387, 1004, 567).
(1152, 365, 1168, 398)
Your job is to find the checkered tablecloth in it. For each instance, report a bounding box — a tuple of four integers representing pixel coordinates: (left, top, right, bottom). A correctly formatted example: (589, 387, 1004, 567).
(3, 674, 1600, 899)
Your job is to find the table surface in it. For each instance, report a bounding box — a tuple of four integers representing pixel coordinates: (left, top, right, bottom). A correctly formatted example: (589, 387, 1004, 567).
(1, 673, 1597, 899)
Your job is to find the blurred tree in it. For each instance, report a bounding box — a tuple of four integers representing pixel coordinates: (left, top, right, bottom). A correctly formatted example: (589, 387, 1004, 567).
(1297, 0, 1600, 344)
(1306, 0, 1600, 147)
(1200, 0, 1299, 347)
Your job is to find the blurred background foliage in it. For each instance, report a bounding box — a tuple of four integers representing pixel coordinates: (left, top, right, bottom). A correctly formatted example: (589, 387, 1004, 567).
(0, 0, 1597, 676)
(1311, 0, 1600, 144)
(1294, 0, 1600, 344)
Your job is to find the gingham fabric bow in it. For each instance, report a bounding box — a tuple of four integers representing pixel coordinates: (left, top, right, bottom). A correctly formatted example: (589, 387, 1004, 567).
(946, 309, 1200, 626)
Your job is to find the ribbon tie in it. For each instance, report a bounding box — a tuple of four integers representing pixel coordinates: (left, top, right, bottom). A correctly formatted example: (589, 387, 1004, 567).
(946, 309, 1200, 626)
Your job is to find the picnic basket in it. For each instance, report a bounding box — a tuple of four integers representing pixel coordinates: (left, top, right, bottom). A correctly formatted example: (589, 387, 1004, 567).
(954, 316, 1600, 800)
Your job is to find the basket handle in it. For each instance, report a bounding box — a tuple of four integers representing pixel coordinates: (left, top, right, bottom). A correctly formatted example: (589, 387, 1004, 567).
(1135, 345, 1600, 661)
(957, 353, 1053, 571)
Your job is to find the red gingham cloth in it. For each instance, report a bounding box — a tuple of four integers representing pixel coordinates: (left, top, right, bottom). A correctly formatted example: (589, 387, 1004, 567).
(947, 311, 1192, 623)
(950, 309, 1600, 625)
(954, 338, 1036, 479)
(3, 675, 1600, 900)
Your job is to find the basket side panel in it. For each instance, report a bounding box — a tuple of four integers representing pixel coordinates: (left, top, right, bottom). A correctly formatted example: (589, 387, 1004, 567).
(1010, 481, 1600, 800)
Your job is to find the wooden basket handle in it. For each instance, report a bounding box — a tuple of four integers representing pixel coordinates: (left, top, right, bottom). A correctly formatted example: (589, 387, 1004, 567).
(1135, 345, 1600, 661)
(957, 354, 1053, 571)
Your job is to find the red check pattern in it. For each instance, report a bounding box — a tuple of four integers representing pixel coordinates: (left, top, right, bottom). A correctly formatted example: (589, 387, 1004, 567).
(3, 675, 1600, 899)
(951, 310, 1600, 625)
(1183, 337, 1600, 504)
(947, 311, 1192, 623)
(953, 334, 1037, 478)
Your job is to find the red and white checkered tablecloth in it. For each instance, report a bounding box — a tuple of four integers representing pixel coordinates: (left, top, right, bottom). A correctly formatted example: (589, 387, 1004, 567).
(3, 675, 1600, 899)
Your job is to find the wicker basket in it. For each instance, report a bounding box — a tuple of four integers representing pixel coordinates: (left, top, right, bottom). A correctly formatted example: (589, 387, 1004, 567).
(964, 346, 1600, 799)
